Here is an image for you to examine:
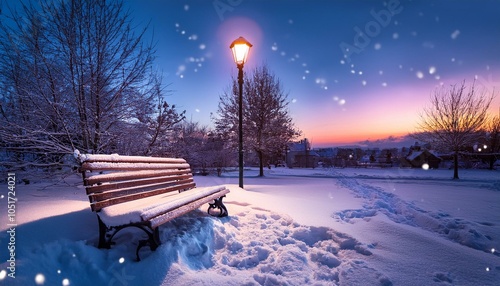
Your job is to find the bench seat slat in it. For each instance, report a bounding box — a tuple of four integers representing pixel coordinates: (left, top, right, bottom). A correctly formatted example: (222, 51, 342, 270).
(91, 182, 196, 212)
(86, 174, 193, 194)
(84, 169, 192, 185)
(141, 185, 228, 221)
(149, 189, 230, 228)
(81, 162, 191, 172)
(97, 186, 229, 227)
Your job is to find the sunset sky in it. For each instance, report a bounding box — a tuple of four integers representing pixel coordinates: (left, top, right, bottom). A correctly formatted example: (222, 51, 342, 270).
(127, 0, 499, 147)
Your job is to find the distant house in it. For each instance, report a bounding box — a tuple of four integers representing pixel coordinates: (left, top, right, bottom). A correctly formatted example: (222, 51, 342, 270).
(403, 149, 442, 169)
(286, 139, 320, 168)
(314, 148, 336, 167)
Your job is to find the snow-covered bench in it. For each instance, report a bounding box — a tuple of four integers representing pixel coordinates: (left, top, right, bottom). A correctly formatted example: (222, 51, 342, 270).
(74, 150, 229, 260)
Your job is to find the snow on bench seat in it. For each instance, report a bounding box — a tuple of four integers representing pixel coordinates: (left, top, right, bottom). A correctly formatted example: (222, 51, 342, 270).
(99, 185, 229, 227)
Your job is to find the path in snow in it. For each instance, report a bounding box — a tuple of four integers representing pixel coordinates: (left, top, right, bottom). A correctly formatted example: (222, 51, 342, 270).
(329, 169, 496, 254)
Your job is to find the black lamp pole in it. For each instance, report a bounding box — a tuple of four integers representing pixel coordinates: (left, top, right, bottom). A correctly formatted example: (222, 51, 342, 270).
(237, 63, 244, 188)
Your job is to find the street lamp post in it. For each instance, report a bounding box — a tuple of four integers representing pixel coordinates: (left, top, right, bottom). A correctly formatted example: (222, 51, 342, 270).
(230, 36, 252, 189)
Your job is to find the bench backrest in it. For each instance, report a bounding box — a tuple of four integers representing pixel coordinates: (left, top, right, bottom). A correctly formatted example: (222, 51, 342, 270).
(76, 153, 196, 212)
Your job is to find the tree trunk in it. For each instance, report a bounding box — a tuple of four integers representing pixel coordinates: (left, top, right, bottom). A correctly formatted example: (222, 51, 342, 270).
(258, 150, 264, 177)
(453, 151, 459, 179)
(488, 155, 495, 170)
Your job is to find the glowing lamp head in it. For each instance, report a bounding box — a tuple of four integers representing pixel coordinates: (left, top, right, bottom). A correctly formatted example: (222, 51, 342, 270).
(230, 36, 252, 65)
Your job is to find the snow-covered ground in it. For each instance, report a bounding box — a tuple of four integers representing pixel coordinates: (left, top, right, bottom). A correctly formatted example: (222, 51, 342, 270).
(0, 167, 499, 285)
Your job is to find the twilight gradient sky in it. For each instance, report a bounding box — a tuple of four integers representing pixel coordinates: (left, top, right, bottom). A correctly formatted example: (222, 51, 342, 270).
(127, 0, 500, 147)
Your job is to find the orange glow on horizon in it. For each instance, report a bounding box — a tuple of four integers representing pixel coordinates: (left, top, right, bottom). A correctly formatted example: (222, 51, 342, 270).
(307, 129, 411, 147)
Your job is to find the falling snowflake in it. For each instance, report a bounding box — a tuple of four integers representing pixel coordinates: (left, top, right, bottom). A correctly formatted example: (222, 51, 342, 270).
(176, 65, 186, 76)
(271, 43, 278, 51)
(35, 274, 45, 285)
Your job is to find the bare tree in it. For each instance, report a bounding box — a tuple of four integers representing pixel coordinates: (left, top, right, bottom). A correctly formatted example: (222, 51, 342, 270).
(166, 121, 234, 175)
(414, 80, 494, 179)
(0, 0, 184, 169)
(215, 65, 301, 176)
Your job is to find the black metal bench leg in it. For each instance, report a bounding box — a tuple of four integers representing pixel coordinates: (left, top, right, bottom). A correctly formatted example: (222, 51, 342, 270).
(208, 195, 228, 217)
(96, 215, 161, 261)
(135, 227, 161, 261)
(97, 216, 113, 249)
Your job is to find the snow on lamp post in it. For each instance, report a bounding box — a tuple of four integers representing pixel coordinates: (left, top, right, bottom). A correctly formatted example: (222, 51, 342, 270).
(230, 36, 252, 189)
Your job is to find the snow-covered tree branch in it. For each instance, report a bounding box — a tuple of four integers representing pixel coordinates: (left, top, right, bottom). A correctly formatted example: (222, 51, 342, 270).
(0, 0, 184, 169)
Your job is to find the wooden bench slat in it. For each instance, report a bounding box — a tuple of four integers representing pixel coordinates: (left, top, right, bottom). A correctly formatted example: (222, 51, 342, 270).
(141, 186, 228, 221)
(79, 153, 187, 164)
(88, 178, 194, 201)
(90, 182, 196, 212)
(81, 162, 191, 172)
(84, 169, 192, 185)
(149, 189, 230, 228)
(86, 174, 194, 194)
